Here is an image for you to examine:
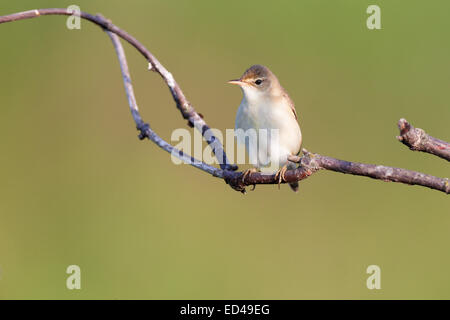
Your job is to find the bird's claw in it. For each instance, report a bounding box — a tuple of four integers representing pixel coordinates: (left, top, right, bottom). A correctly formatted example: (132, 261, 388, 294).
(241, 168, 258, 190)
(274, 165, 288, 190)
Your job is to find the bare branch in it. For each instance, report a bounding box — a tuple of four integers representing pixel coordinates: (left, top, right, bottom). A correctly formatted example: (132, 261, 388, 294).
(397, 118, 450, 161)
(1, 9, 448, 195)
(104, 29, 221, 176)
(0, 8, 236, 171)
(222, 150, 449, 194)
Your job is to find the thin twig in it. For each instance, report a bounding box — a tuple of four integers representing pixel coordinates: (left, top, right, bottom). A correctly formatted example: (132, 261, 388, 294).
(397, 118, 450, 162)
(1, 9, 448, 195)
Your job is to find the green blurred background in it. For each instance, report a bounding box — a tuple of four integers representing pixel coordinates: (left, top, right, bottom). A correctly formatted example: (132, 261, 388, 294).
(0, 0, 449, 299)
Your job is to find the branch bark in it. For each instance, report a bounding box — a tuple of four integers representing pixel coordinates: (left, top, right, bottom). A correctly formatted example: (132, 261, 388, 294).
(1, 8, 448, 195)
(397, 118, 450, 162)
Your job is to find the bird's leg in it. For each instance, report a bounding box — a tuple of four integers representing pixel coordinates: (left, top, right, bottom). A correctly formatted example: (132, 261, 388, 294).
(274, 164, 288, 190)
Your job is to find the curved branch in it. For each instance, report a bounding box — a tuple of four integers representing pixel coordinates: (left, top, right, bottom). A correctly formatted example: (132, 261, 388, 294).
(105, 29, 221, 177)
(397, 118, 450, 161)
(0, 8, 236, 171)
(1, 9, 448, 195)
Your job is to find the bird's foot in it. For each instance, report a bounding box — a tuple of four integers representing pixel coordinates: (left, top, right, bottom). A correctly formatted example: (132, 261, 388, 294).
(241, 168, 259, 190)
(274, 165, 288, 190)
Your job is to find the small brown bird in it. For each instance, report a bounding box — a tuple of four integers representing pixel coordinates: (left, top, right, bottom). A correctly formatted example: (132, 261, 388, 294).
(229, 65, 302, 192)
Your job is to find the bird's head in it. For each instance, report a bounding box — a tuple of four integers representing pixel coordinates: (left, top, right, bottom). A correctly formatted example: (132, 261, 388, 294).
(228, 65, 281, 102)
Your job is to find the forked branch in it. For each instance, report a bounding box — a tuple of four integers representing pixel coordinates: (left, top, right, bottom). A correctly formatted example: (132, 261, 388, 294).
(1, 8, 448, 194)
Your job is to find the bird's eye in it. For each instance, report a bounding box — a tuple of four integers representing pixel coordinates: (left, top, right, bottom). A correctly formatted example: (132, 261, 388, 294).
(255, 79, 262, 85)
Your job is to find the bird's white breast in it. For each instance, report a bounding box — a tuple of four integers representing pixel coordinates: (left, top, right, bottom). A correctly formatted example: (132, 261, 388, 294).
(235, 95, 302, 170)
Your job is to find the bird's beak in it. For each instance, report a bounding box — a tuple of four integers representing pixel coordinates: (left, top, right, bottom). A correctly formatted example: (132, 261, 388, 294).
(227, 79, 243, 85)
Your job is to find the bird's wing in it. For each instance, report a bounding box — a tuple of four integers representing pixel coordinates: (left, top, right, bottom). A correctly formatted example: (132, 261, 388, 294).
(283, 92, 297, 120)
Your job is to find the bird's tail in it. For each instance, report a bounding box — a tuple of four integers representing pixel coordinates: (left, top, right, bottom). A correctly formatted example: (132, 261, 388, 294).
(287, 162, 299, 192)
